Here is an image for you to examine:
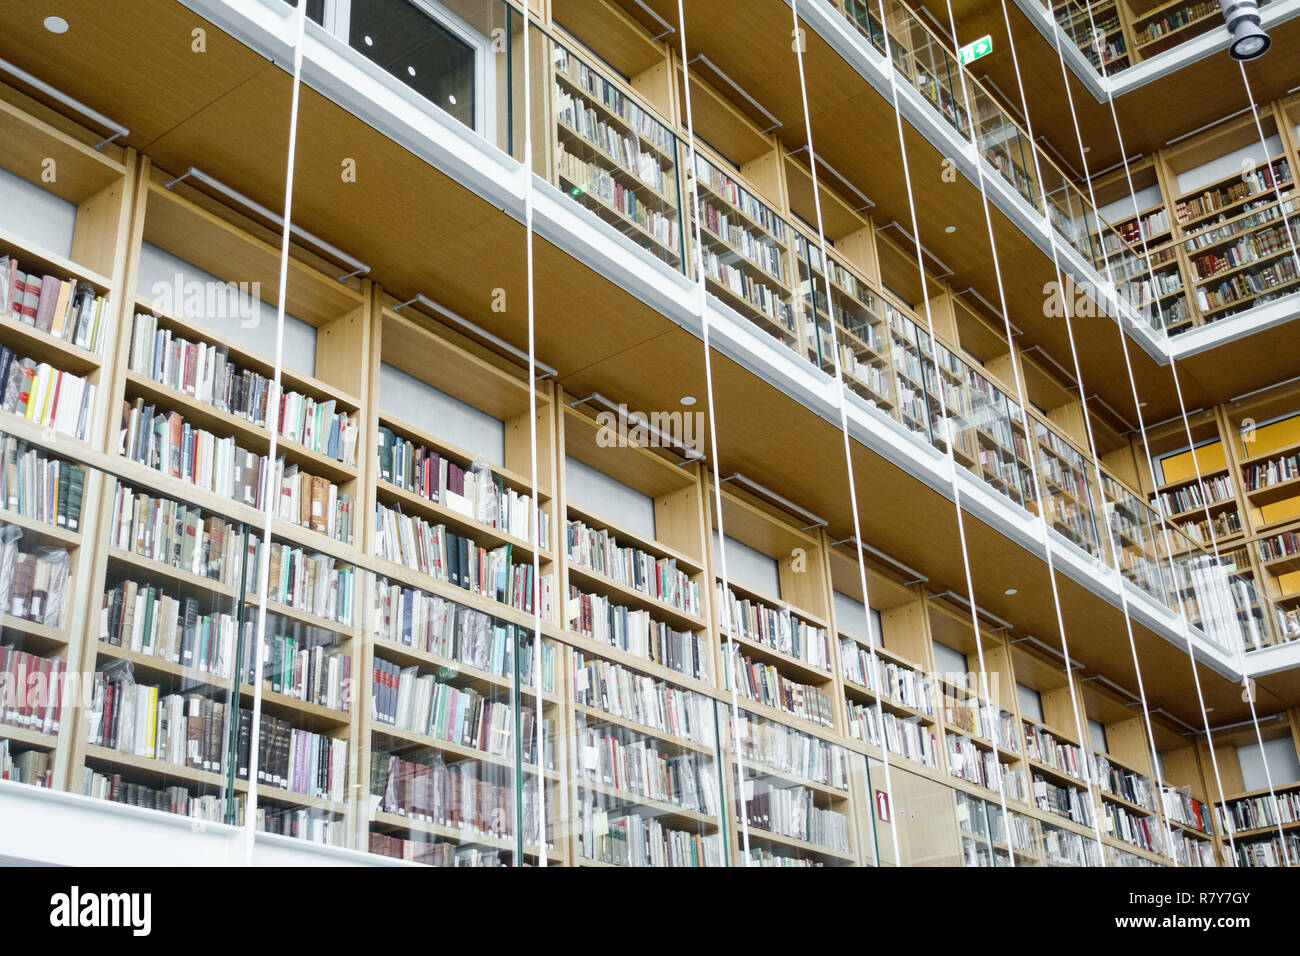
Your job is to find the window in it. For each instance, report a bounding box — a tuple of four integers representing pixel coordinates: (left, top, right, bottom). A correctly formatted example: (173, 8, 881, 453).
(308, 0, 494, 137)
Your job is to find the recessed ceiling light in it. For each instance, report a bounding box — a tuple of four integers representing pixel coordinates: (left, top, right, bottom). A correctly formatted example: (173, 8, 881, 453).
(43, 15, 69, 33)
(680, 396, 697, 406)
(407, 66, 417, 77)
(944, 225, 956, 233)
(1139, 401, 1148, 408)
(1004, 588, 1018, 596)
(448, 94, 457, 105)
(1082, 146, 1091, 154)
(363, 35, 374, 46)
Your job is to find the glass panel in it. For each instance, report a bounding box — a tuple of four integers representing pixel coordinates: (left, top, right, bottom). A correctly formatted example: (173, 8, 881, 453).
(730, 708, 855, 866)
(568, 648, 722, 866)
(1102, 474, 1167, 602)
(365, 573, 559, 864)
(85, 471, 248, 830)
(551, 39, 685, 272)
(1032, 420, 1103, 559)
(689, 151, 798, 347)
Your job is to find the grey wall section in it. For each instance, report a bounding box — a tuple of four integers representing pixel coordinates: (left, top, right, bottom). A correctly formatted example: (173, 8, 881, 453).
(834, 589, 881, 644)
(564, 456, 655, 541)
(379, 361, 504, 465)
(1017, 682, 1044, 723)
(932, 640, 967, 683)
(712, 529, 780, 597)
(136, 242, 317, 374)
(1238, 736, 1300, 791)
(0, 168, 76, 258)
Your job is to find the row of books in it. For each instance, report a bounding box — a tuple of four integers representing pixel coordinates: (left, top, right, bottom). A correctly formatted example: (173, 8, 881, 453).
(727, 647, 834, 728)
(375, 426, 547, 545)
(87, 676, 228, 770)
(1, 256, 109, 354)
(128, 313, 359, 465)
(3, 540, 68, 627)
(368, 834, 506, 866)
(554, 88, 669, 193)
(99, 579, 243, 678)
(1196, 254, 1299, 313)
(738, 779, 851, 853)
(1171, 832, 1217, 867)
(844, 701, 938, 768)
(1, 739, 52, 786)
(566, 585, 707, 681)
(245, 632, 352, 713)
(238, 709, 347, 803)
(1189, 220, 1298, 281)
(566, 520, 699, 616)
(571, 653, 716, 746)
(372, 580, 554, 691)
(693, 154, 787, 243)
(551, 45, 676, 155)
(945, 693, 1018, 751)
(733, 711, 850, 791)
(370, 752, 549, 847)
(1219, 788, 1300, 833)
(574, 720, 719, 815)
(699, 200, 785, 282)
(717, 585, 831, 672)
(1042, 824, 1103, 866)
(1092, 755, 1158, 812)
(1243, 449, 1300, 491)
(119, 398, 355, 543)
(1032, 773, 1093, 826)
(256, 544, 356, 627)
(840, 640, 934, 715)
(1174, 159, 1292, 224)
(374, 503, 548, 615)
(947, 735, 1026, 800)
(556, 145, 681, 254)
(0, 349, 97, 441)
(576, 798, 722, 867)
(82, 769, 228, 823)
(1232, 832, 1300, 867)
(0, 435, 85, 531)
(1161, 785, 1211, 833)
(370, 658, 550, 766)
(108, 483, 246, 587)
(1102, 801, 1166, 855)
(1024, 722, 1088, 782)
(1259, 529, 1300, 563)
(0, 646, 64, 733)
(702, 247, 795, 330)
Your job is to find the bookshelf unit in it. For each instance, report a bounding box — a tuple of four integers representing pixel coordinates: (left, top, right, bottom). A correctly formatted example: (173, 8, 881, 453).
(689, 148, 798, 345)
(0, 86, 136, 798)
(551, 37, 685, 271)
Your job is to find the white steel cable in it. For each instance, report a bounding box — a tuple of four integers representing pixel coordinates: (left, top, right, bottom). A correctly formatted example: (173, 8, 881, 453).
(243, 0, 307, 866)
(674, 0, 753, 865)
(943, 0, 1175, 866)
(790, 0, 908, 868)
(1060, 0, 1284, 868)
(1020, 0, 1247, 864)
(519, 0, 548, 868)
(874, 0, 1113, 863)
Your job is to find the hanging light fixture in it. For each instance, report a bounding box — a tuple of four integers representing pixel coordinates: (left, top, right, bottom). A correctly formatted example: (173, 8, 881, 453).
(1223, 0, 1271, 60)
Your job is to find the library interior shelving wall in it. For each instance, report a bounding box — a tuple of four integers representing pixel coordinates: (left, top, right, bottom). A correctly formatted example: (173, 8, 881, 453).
(0, 0, 1299, 867)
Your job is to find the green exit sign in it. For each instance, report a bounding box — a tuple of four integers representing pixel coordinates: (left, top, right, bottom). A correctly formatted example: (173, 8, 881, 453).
(958, 35, 993, 65)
